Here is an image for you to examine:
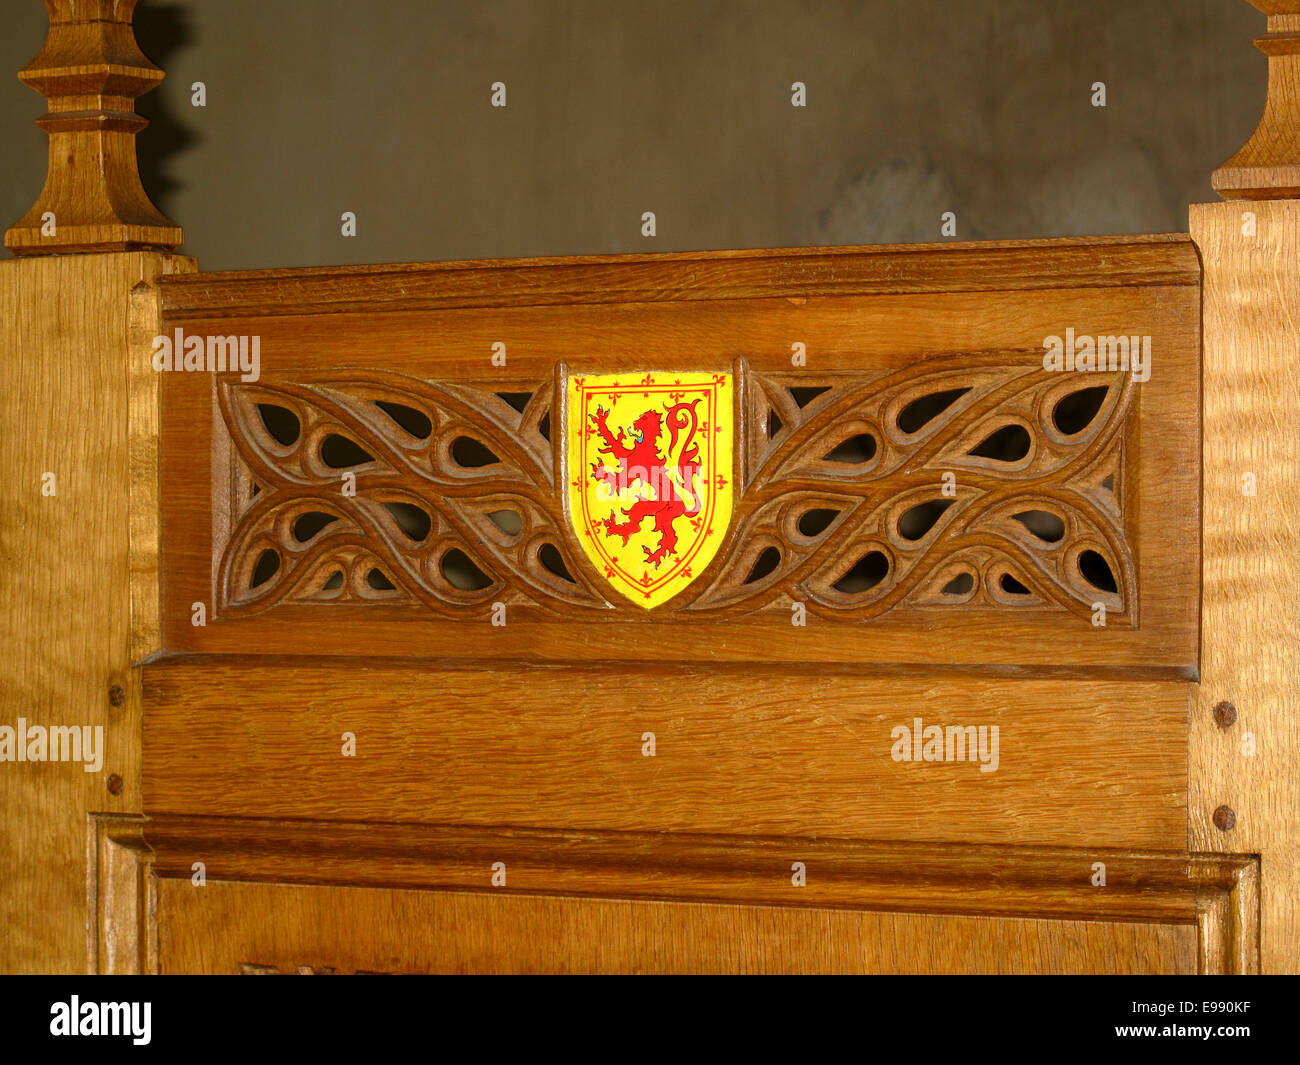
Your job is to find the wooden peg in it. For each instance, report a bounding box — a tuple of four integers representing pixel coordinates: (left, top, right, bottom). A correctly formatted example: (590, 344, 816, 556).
(4, 0, 183, 255)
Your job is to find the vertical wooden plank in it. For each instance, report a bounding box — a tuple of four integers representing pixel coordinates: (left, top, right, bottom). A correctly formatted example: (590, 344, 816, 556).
(0, 251, 194, 974)
(129, 279, 168, 662)
(1190, 198, 1300, 974)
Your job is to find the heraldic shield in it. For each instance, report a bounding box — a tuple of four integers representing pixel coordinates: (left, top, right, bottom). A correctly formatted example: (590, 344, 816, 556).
(566, 371, 735, 608)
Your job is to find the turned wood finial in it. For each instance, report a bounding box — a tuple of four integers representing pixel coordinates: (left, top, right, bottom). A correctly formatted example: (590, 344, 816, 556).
(1214, 0, 1300, 198)
(5, 0, 183, 255)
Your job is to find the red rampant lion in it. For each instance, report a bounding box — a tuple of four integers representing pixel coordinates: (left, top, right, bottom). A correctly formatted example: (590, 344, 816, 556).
(589, 399, 703, 567)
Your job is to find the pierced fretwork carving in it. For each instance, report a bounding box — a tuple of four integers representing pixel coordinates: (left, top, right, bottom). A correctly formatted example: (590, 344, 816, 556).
(693, 355, 1133, 622)
(217, 357, 1135, 623)
(218, 374, 608, 617)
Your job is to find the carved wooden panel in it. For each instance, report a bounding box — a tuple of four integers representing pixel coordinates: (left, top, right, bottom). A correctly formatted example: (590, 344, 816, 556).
(156, 237, 1199, 672)
(219, 358, 1134, 623)
(733, 361, 1132, 621)
(217, 374, 596, 615)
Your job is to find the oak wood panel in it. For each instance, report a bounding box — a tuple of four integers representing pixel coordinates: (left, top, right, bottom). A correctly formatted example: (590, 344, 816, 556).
(141, 662, 1188, 850)
(155, 235, 1199, 318)
(0, 252, 193, 975)
(154, 879, 1200, 975)
(1190, 199, 1300, 974)
(157, 240, 1200, 676)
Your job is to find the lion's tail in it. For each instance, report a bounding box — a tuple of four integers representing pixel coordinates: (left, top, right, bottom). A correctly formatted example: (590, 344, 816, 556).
(667, 399, 703, 515)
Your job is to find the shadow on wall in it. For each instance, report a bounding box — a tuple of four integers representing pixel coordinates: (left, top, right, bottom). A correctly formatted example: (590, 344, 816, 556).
(816, 148, 1169, 245)
(134, 0, 200, 224)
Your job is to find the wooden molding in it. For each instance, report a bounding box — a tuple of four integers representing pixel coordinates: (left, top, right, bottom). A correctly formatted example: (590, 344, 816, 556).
(1194, 856, 1260, 977)
(88, 814, 155, 975)
(142, 816, 1258, 974)
(4, 0, 183, 255)
(128, 278, 167, 661)
(156, 236, 1200, 319)
(1213, 1, 1300, 199)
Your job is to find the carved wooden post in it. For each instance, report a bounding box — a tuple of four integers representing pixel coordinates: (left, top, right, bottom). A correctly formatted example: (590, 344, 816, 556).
(1213, 0, 1300, 198)
(4, 0, 183, 255)
(1190, 0, 1300, 975)
(0, 1, 194, 973)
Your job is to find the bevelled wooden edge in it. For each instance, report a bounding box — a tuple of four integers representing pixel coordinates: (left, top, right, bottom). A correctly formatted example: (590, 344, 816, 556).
(156, 235, 1201, 319)
(144, 817, 1256, 971)
(1213, 2, 1300, 199)
(136, 650, 1196, 682)
(141, 815, 1257, 972)
(1194, 856, 1261, 976)
(1247, 0, 1300, 13)
(5, 0, 183, 255)
(88, 813, 155, 976)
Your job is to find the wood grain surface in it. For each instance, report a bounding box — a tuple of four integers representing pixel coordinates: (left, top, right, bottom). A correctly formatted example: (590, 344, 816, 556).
(89, 814, 153, 976)
(141, 661, 1188, 850)
(0, 252, 194, 974)
(155, 235, 1199, 317)
(1190, 198, 1300, 974)
(153, 879, 1202, 975)
(140, 816, 1252, 932)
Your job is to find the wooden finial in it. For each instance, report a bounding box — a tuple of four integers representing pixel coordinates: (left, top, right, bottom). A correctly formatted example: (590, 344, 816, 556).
(1214, 1, 1300, 199)
(5, 0, 183, 255)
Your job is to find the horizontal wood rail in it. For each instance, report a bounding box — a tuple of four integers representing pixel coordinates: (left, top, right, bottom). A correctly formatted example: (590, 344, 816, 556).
(140, 660, 1189, 851)
(91, 813, 1262, 975)
(140, 817, 1249, 926)
(154, 235, 1200, 317)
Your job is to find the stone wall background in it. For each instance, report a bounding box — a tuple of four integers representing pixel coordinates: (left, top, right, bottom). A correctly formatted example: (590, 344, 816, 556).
(0, 0, 1265, 268)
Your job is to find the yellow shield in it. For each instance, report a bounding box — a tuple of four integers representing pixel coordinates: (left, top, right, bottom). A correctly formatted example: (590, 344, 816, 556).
(567, 371, 734, 608)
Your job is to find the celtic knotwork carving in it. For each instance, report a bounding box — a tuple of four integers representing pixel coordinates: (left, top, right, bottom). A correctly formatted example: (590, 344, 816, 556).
(215, 356, 1136, 623)
(218, 373, 610, 616)
(682, 354, 1133, 622)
